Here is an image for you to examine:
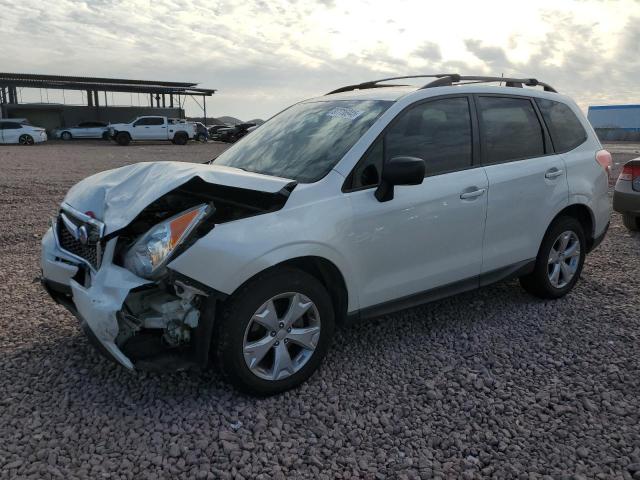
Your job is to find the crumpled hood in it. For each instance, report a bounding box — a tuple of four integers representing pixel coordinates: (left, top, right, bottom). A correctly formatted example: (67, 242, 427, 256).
(63, 161, 294, 234)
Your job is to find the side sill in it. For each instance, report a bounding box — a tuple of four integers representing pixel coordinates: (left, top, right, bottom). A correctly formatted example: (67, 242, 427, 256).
(478, 259, 535, 287)
(347, 259, 535, 323)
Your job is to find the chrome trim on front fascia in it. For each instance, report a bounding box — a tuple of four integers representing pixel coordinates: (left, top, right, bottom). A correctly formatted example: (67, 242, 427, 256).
(53, 204, 106, 273)
(51, 219, 99, 273)
(60, 213, 81, 240)
(60, 203, 106, 237)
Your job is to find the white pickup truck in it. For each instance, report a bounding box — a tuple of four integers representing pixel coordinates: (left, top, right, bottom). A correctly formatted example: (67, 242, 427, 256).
(108, 116, 196, 146)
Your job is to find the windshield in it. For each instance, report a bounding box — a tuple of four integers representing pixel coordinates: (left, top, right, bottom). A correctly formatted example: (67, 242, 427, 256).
(214, 99, 392, 182)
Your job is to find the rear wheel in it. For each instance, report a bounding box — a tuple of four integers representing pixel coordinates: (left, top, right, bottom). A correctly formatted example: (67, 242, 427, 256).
(215, 267, 335, 396)
(61, 131, 72, 141)
(520, 216, 586, 299)
(173, 132, 188, 145)
(18, 134, 34, 145)
(115, 132, 131, 146)
(622, 213, 640, 231)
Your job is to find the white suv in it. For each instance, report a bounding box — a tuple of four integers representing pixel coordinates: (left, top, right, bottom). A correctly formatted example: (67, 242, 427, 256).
(41, 75, 611, 395)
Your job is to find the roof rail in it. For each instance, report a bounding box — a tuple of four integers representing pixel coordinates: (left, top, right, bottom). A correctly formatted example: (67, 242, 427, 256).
(421, 75, 557, 92)
(326, 74, 456, 95)
(327, 74, 557, 95)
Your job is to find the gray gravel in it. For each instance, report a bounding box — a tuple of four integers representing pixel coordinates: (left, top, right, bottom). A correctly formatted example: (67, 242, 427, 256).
(1, 140, 640, 479)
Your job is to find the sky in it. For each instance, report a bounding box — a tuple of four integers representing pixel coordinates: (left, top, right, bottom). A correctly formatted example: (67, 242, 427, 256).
(1, 0, 639, 120)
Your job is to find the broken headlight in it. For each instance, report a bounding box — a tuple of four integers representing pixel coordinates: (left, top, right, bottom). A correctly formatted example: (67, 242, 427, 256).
(124, 204, 209, 279)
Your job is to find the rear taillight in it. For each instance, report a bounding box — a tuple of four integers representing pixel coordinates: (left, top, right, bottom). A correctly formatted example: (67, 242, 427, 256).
(619, 163, 640, 191)
(596, 149, 612, 183)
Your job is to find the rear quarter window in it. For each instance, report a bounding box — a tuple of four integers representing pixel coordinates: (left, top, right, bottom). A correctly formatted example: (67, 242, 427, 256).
(535, 98, 587, 152)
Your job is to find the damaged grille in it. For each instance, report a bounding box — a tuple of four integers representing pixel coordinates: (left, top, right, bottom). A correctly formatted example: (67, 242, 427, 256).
(56, 212, 102, 269)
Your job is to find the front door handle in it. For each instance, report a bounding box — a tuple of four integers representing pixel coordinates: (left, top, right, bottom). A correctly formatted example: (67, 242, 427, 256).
(545, 168, 564, 179)
(460, 188, 486, 200)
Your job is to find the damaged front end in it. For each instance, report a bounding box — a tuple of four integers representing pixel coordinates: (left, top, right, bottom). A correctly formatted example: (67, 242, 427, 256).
(115, 276, 219, 371)
(42, 166, 295, 371)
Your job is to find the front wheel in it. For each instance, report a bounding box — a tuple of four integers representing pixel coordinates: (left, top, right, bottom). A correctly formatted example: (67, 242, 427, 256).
(18, 134, 34, 145)
(115, 132, 130, 146)
(173, 132, 188, 145)
(214, 268, 335, 396)
(61, 131, 72, 141)
(520, 216, 586, 299)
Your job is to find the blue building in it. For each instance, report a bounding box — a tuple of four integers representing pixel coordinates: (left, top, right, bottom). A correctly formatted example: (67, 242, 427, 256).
(587, 104, 640, 141)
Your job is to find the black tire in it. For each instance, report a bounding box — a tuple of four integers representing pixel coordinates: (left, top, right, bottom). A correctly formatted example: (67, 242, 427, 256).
(173, 132, 188, 145)
(101, 131, 110, 140)
(520, 216, 586, 299)
(215, 267, 335, 396)
(622, 213, 640, 232)
(115, 132, 130, 146)
(61, 131, 72, 141)
(18, 134, 34, 145)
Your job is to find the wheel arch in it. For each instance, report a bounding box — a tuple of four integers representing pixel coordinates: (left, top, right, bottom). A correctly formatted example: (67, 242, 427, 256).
(173, 130, 189, 138)
(226, 255, 352, 326)
(549, 203, 595, 251)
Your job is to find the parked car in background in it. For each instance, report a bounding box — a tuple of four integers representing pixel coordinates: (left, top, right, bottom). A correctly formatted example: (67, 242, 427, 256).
(52, 122, 109, 140)
(41, 74, 610, 395)
(216, 122, 256, 143)
(0, 118, 47, 145)
(207, 124, 229, 137)
(613, 158, 640, 231)
(194, 122, 209, 142)
(108, 116, 196, 146)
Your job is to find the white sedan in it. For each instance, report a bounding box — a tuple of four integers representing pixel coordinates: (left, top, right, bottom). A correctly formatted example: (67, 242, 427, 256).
(52, 121, 109, 140)
(0, 119, 47, 145)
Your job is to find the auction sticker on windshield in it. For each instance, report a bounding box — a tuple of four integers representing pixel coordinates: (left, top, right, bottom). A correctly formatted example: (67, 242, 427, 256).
(326, 107, 364, 120)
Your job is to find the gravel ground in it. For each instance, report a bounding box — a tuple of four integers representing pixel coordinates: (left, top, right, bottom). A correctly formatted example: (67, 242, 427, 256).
(1, 141, 639, 480)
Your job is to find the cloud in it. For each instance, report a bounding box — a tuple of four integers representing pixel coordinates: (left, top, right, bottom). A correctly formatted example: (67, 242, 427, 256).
(464, 39, 511, 70)
(413, 42, 442, 62)
(0, 0, 639, 118)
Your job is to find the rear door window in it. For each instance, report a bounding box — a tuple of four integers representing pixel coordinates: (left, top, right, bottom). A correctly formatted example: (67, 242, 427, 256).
(1, 122, 22, 129)
(478, 96, 545, 164)
(535, 98, 587, 152)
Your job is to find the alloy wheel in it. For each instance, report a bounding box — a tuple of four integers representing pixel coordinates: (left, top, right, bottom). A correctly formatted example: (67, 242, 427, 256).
(243, 292, 321, 381)
(547, 230, 580, 288)
(19, 135, 34, 145)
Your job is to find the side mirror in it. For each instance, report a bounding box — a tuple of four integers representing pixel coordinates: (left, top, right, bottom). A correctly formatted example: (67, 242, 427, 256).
(375, 156, 425, 202)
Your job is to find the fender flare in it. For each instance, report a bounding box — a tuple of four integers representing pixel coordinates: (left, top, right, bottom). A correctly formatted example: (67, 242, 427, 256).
(212, 242, 360, 313)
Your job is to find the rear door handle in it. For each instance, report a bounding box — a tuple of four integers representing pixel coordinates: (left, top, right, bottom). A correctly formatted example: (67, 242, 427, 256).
(545, 168, 564, 179)
(460, 188, 486, 200)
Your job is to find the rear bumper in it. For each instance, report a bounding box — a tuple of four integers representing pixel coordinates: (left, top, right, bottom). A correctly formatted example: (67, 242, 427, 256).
(589, 221, 609, 253)
(613, 189, 640, 215)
